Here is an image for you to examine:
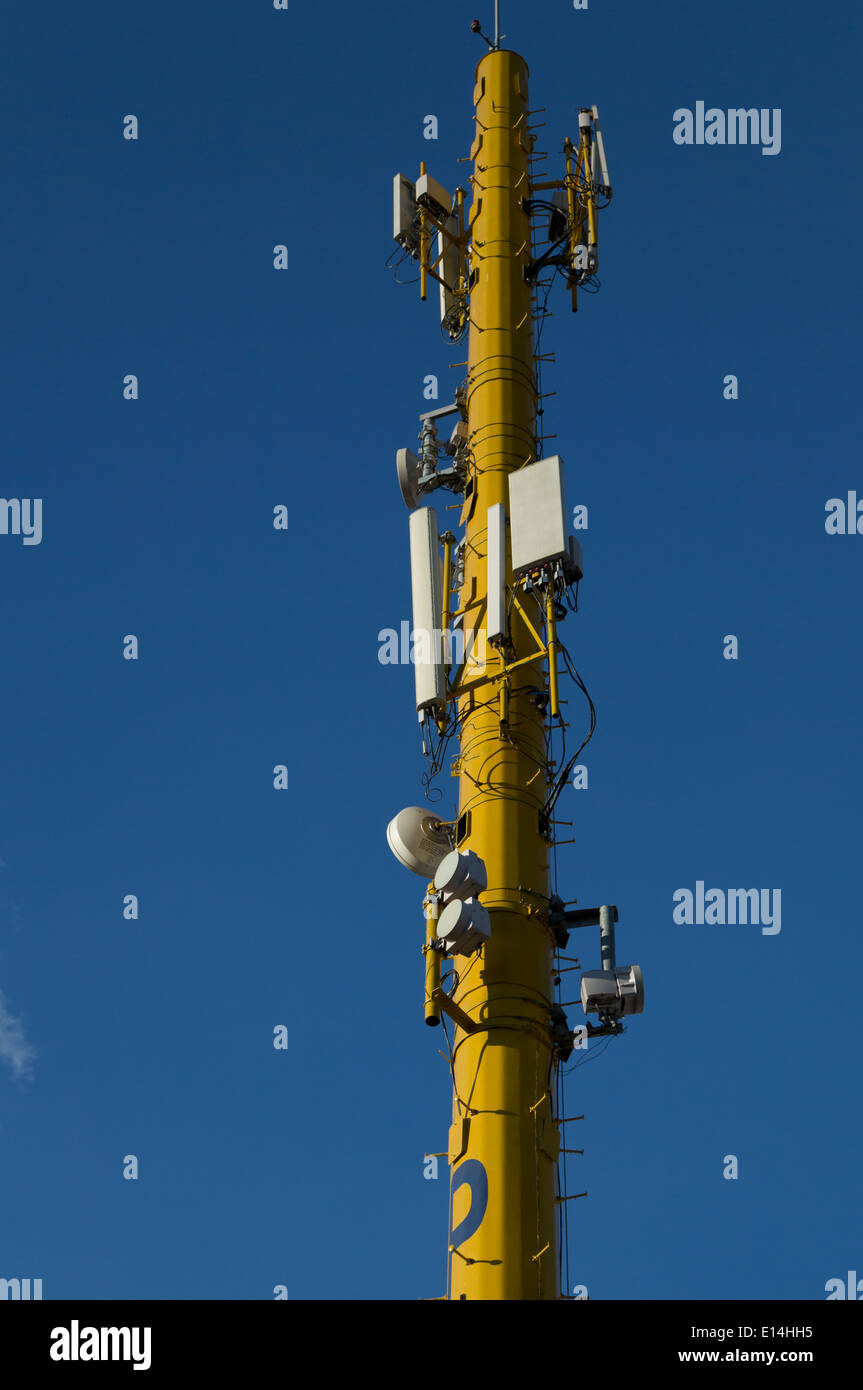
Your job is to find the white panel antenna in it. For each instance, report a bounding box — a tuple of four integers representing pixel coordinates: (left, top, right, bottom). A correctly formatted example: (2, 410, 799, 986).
(415, 172, 452, 220)
(393, 173, 418, 254)
(590, 106, 612, 195)
(486, 503, 507, 643)
(397, 448, 421, 510)
(508, 455, 569, 576)
(408, 507, 446, 714)
(438, 213, 460, 333)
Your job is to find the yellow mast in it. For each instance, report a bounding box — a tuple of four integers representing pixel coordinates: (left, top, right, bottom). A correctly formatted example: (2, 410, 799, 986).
(388, 12, 641, 1302)
(446, 45, 558, 1301)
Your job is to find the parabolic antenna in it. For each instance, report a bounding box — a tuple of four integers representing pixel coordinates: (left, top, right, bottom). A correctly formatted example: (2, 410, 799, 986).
(434, 848, 487, 899)
(396, 448, 421, 510)
(386, 806, 453, 877)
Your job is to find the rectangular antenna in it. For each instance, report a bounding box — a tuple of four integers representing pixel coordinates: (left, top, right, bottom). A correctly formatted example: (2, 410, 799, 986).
(591, 105, 612, 194)
(508, 455, 569, 576)
(486, 504, 507, 643)
(438, 213, 460, 330)
(393, 173, 417, 252)
(408, 507, 446, 714)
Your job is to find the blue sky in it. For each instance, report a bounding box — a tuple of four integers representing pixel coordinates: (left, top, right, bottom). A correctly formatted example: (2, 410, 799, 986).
(0, 0, 860, 1300)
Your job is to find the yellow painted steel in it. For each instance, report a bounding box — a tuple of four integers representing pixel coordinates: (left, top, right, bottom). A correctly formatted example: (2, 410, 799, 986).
(441, 533, 454, 660)
(424, 890, 441, 1027)
(564, 136, 579, 311)
(419, 161, 428, 302)
(545, 587, 560, 721)
(584, 136, 598, 248)
(445, 48, 560, 1301)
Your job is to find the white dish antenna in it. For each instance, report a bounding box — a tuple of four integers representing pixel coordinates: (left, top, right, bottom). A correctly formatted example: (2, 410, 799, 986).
(386, 806, 454, 877)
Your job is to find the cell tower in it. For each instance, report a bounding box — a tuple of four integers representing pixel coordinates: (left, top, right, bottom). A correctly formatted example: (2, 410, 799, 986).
(386, 8, 643, 1301)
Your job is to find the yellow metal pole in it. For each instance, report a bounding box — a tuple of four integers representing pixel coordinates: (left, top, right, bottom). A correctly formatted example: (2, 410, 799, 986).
(545, 586, 560, 721)
(441, 532, 454, 649)
(445, 47, 560, 1301)
(581, 132, 598, 250)
(564, 136, 579, 313)
(424, 889, 442, 1027)
(419, 160, 428, 302)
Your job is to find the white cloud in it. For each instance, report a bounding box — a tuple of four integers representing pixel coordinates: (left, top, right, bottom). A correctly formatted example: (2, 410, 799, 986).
(0, 989, 36, 1080)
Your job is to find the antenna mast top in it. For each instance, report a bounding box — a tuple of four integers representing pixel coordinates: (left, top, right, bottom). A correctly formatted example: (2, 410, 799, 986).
(471, 3, 504, 51)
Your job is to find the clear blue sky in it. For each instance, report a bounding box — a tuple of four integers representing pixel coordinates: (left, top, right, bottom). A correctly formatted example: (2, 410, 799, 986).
(1, 0, 861, 1300)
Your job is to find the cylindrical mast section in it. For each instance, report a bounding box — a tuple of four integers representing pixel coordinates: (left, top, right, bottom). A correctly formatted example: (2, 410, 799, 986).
(447, 48, 559, 1301)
